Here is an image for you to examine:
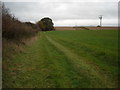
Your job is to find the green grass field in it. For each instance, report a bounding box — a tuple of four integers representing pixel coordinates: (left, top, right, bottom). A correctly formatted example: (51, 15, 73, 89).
(3, 30, 118, 88)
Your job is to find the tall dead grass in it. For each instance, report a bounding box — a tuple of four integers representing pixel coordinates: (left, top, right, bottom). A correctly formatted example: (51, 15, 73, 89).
(2, 3, 39, 60)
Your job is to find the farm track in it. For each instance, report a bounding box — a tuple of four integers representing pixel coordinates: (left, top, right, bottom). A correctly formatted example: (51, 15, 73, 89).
(45, 34, 116, 88)
(3, 31, 118, 88)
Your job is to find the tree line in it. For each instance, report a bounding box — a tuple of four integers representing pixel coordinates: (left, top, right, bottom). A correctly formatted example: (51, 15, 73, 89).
(2, 3, 54, 40)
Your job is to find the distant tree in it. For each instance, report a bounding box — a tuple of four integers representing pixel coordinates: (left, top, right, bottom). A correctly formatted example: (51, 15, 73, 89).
(37, 21, 45, 31)
(97, 25, 100, 27)
(37, 17, 54, 31)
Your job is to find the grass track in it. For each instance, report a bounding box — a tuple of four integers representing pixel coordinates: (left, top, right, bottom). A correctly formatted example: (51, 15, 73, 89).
(3, 30, 118, 88)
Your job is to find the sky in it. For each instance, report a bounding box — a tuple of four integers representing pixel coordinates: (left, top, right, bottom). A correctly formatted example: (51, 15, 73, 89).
(3, 0, 119, 26)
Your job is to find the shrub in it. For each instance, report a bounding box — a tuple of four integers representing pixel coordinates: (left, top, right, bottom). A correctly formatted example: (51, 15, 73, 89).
(2, 3, 38, 40)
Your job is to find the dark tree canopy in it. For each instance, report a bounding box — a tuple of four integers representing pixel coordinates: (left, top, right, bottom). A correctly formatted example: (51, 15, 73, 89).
(37, 17, 54, 31)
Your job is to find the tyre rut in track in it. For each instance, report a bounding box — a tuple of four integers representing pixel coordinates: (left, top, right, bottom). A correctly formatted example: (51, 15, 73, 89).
(45, 35, 116, 88)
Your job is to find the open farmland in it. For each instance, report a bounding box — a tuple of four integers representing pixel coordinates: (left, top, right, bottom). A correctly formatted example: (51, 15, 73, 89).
(55, 26, 118, 30)
(3, 30, 118, 88)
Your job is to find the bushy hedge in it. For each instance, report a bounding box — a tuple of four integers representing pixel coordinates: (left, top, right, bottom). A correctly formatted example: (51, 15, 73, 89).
(2, 4, 39, 40)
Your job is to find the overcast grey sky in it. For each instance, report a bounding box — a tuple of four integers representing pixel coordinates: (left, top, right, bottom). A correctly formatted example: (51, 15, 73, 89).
(3, 0, 119, 26)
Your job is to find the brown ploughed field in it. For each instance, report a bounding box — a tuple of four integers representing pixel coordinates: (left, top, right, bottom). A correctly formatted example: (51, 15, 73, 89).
(55, 26, 118, 31)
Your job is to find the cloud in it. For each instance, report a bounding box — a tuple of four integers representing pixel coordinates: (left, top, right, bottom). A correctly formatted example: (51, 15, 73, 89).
(2, 0, 119, 2)
(54, 19, 118, 26)
(4, 0, 118, 26)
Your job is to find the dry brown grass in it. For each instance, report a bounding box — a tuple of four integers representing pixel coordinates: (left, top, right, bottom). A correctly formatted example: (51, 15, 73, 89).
(2, 3, 39, 61)
(2, 35, 38, 61)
